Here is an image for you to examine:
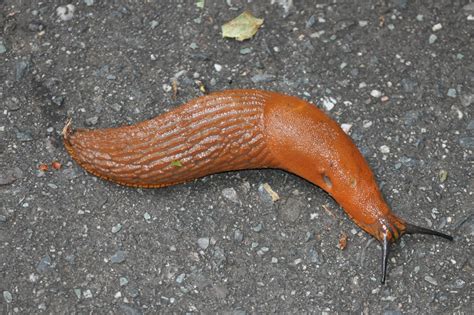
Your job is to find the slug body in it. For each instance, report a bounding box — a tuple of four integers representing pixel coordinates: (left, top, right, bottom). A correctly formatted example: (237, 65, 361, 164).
(64, 89, 452, 283)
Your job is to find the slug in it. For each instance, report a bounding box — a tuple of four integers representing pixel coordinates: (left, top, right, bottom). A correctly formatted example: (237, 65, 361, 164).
(63, 89, 453, 283)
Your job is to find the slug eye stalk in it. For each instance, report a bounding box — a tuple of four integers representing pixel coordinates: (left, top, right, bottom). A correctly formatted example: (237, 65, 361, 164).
(380, 223, 453, 284)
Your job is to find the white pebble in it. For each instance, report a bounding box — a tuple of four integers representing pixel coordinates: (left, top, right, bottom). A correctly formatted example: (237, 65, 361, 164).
(341, 123, 352, 134)
(359, 20, 368, 27)
(214, 64, 222, 72)
(416, 14, 424, 21)
(150, 54, 157, 61)
(429, 34, 437, 44)
(359, 82, 367, 89)
(432, 23, 442, 31)
(114, 291, 122, 298)
(379, 145, 390, 154)
(56, 4, 75, 21)
(162, 84, 172, 92)
(83, 289, 93, 299)
(322, 96, 336, 111)
(197, 237, 210, 250)
(370, 90, 382, 98)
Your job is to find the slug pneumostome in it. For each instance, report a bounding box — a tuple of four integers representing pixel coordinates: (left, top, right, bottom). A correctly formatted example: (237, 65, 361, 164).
(63, 89, 452, 283)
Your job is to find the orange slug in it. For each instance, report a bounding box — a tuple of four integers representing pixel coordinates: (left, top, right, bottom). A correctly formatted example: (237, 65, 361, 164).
(63, 89, 452, 283)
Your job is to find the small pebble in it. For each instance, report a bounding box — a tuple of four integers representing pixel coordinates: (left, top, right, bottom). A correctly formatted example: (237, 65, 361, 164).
(459, 137, 474, 149)
(451, 279, 466, 289)
(120, 277, 129, 286)
(341, 123, 352, 134)
(359, 20, 368, 27)
(429, 34, 437, 44)
(222, 187, 240, 204)
(447, 88, 457, 98)
(176, 273, 186, 284)
(111, 103, 122, 112)
(74, 288, 81, 299)
(36, 255, 52, 273)
(432, 23, 442, 31)
(28, 21, 45, 32)
(56, 4, 75, 21)
(83, 289, 93, 299)
(322, 96, 336, 111)
(197, 237, 210, 250)
(381, 96, 389, 102)
(3, 291, 12, 303)
(416, 14, 424, 21)
(0, 215, 7, 223)
(467, 120, 474, 130)
(424, 275, 438, 286)
(111, 223, 122, 234)
(85, 116, 99, 126)
(150, 20, 159, 29)
(214, 64, 222, 72)
(306, 15, 316, 28)
(110, 250, 126, 264)
(362, 120, 373, 128)
(307, 247, 324, 264)
(240, 47, 252, 55)
(127, 287, 140, 298)
(0, 40, 6, 54)
(252, 223, 263, 233)
(189, 42, 198, 49)
(144, 212, 151, 221)
(233, 229, 244, 242)
(84, 0, 94, 6)
(370, 90, 382, 98)
(380, 145, 390, 154)
(257, 247, 269, 256)
(251, 73, 275, 83)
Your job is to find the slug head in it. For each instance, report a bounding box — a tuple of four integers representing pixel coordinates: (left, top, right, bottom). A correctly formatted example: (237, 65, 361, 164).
(378, 214, 453, 284)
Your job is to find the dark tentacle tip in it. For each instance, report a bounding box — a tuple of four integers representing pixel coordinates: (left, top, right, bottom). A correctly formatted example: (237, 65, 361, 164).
(405, 223, 454, 241)
(380, 222, 453, 284)
(381, 234, 390, 284)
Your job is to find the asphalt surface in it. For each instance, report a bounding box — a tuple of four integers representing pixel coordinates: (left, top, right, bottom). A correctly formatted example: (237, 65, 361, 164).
(1, 0, 473, 314)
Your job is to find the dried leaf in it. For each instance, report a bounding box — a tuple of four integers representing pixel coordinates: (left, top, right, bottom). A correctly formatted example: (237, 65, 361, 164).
(171, 160, 183, 167)
(222, 11, 264, 41)
(262, 183, 280, 201)
(337, 233, 348, 250)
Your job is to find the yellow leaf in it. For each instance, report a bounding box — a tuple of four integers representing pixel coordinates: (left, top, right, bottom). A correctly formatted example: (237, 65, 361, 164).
(222, 11, 264, 41)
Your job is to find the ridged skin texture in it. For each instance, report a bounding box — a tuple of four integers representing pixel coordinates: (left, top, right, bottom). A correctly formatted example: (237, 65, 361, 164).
(64, 89, 406, 242)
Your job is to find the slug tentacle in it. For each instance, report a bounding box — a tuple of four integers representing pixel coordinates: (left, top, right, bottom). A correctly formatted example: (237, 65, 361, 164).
(63, 89, 453, 284)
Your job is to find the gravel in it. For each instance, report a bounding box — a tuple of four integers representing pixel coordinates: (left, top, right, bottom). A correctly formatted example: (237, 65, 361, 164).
(1, 1, 471, 313)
